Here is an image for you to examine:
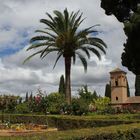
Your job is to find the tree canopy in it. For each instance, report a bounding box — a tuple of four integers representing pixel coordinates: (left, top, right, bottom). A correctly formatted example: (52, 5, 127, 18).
(101, 0, 140, 22)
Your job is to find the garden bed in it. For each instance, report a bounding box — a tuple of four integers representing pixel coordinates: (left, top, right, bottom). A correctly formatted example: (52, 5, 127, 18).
(0, 123, 57, 136)
(0, 128, 57, 136)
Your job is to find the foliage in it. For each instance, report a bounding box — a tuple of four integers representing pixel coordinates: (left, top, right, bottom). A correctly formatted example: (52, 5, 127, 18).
(15, 103, 30, 114)
(101, 0, 140, 22)
(78, 85, 98, 104)
(60, 85, 100, 115)
(58, 75, 65, 95)
(105, 83, 111, 98)
(70, 98, 89, 115)
(93, 97, 111, 114)
(100, 0, 140, 96)
(25, 92, 29, 102)
(24, 8, 107, 104)
(47, 92, 66, 114)
(0, 95, 19, 113)
(122, 7, 140, 96)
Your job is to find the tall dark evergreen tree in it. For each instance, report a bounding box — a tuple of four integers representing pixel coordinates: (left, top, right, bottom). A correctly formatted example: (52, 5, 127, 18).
(25, 92, 29, 102)
(29, 92, 33, 101)
(101, 0, 140, 22)
(93, 90, 98, 100)
(122, 8, 140, 96)
(100, 1, 140, 96)
(105, 83, 111, 98)
(58, 75, 65, 95)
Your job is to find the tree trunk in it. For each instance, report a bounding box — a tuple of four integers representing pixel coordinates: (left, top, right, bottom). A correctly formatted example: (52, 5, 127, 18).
(135, 75, 140, 96)
(64, 57, 71, 104)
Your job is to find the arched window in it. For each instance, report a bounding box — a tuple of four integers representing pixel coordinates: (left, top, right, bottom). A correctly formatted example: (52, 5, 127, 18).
(116, 97, 118, 101)
(115, 80, 118, 86)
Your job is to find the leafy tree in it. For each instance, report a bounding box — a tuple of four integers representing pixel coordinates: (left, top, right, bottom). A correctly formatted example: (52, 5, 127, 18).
(105, 83, 111, 98)
(122, 8, 140, 96)
(24, 9, 107, 104)
(15, 102, 30, 114)
(78, 85, 99, 106)
(93, 97, 111, 113)
(100, 1, 140, 96)
(58, 75, 65, 95)
(47, 92, 65, 114)
(18, 97, 22, 104)
(101, 0, 139, 22)
(93, 91, 98, 100)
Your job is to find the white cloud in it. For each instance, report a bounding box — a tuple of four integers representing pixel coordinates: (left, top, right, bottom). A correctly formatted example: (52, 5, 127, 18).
(0, 0, 135, 97)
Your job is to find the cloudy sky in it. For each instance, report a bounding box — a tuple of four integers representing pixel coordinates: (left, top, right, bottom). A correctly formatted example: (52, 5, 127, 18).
(0, 0, 135, 97)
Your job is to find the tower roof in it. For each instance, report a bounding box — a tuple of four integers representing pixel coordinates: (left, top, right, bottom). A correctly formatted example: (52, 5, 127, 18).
(110, 68, 126, 74)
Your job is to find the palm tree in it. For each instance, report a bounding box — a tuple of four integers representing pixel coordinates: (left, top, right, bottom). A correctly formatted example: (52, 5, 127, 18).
(24, 9, 107, 104)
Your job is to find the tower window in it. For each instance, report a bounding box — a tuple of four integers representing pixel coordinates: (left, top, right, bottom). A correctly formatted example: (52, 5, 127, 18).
(115, 80, 118, 86)
(116, 97, 118, 101)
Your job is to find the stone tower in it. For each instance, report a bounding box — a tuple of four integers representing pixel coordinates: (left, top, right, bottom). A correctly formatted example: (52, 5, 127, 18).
(110, 68, 128, 104)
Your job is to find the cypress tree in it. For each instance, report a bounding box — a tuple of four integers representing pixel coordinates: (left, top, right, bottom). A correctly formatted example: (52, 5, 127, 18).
(58, 75, 65, 95)
(105, 83, 111, 98)
(29, 92, 33, 101)
(25, 92, 29, 102)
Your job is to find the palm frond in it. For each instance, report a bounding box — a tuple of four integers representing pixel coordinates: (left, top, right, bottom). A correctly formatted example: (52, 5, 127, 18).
(53, 52, 63, 69)
(30, 36, 53, 43)
(64, 8, 69, 31)
(35, 30, 56, 39)
(46, 12, 56, 24)
(76, 52, 87, 72)
(23, 50, 42, 64)
(86, 47, 101, 60)
(40, 48, 59, 58)
(40, 19, 57, 33)
(77, 25, 99, 38)
(27, 42, 51, 51)
(80, 47, 90, 58)
(88, 37, 107, 48)
(70, 10, 80, 27)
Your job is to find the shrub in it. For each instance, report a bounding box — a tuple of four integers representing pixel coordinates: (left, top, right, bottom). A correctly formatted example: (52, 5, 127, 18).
(15, 103, 30, 114)
(47, 93, 66, 114)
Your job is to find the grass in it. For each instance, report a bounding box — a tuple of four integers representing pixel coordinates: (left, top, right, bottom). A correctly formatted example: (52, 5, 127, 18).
(0, 123, 140, 140)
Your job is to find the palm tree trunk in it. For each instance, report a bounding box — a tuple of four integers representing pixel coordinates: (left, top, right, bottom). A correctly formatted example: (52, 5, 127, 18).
(65, 57, 71, 104)
(135, 75, 140, 96)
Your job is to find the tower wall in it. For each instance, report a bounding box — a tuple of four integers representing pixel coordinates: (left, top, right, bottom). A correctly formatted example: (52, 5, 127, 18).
(110, 68, 128, 104)
(111, 87, 127, 103)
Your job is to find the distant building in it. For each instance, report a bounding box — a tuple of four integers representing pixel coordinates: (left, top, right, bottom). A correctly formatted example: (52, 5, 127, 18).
(110, 68, 140, 110)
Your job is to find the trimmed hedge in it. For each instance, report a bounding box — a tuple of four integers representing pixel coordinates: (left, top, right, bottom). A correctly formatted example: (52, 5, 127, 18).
(0, 114, 48, 125)
(1, 114, 140, 130)
(70, 128, 140, 140)
(47, 115, 139, 130)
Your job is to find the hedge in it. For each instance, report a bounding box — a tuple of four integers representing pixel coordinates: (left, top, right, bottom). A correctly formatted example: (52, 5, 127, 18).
(0, 114, 48, 125)
(47, 115, 139, 130)
(1, 114, 140, 130)
(1, 123, 140, 139)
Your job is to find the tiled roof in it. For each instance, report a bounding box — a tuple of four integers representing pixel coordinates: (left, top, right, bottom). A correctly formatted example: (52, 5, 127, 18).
(125, 96, 140, 103)
(110, 68, 126, 74)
